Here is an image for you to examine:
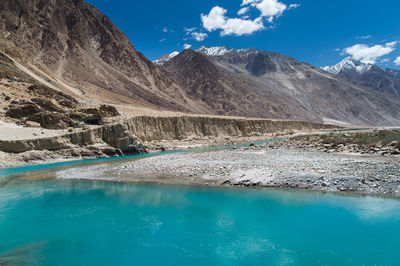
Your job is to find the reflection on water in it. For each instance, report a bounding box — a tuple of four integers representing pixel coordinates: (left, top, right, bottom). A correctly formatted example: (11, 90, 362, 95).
(1, 179, 400, 265)
(0, 241, 46, 266)
(340, 196, 400, 222)
(0, 175, 14, 188)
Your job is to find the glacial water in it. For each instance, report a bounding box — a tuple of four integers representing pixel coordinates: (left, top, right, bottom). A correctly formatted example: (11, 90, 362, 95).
(1, 177, 400, 265)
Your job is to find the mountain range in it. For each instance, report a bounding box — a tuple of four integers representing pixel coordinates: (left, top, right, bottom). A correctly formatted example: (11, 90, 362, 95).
(156, 46, 400, 125)
(0, 0, 399, 127)
(0, 0, 206, 113)
(323, 57, 400, 97)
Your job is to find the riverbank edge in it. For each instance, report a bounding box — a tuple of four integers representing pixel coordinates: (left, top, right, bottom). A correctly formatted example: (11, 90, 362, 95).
(51, 164, 400, 199)
(51, 146, 399, 198)
(6, 141, 399, 199)
(0, 113, 342, 169)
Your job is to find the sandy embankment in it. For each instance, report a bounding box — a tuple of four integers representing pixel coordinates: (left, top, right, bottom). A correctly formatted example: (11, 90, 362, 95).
(0, 121, 67, 141)
(0, 121, 69, 168)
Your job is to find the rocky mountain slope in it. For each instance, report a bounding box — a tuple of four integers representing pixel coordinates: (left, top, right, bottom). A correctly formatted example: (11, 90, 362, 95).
(157, 47, 400, 126)
(323, 57, 400, 97)
(154, 52, 179, 66)
(0, 49, 123, 130)
(0, 0, 206, 113)
(163, 49, 319, 121)
(0, 0, 344, 164)
(1, 0, 399, 129)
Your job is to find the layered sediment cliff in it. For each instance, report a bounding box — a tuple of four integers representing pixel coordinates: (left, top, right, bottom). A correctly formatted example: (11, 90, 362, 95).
(0, 123, 144, 155)
(125, 116, 337, 141)
(0, 115, 337, 168)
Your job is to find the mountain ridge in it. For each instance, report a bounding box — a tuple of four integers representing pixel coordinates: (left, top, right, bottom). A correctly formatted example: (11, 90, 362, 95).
(160, 47, 400, 126)
(0, 0, 209, 114)
(0, 0, 399, 127)
(324, 57, 400, 97)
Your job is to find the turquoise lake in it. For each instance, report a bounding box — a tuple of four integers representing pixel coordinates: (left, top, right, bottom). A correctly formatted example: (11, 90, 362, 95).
(1, 175, 400, 265)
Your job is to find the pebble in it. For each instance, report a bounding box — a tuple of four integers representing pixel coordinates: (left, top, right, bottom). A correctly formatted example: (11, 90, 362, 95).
(111, 141, 400, 197)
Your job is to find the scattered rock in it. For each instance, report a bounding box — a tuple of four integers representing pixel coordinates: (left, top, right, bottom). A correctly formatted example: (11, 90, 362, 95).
(6, 102, 41, 118)
(29, 112, 74, 129)
(31, 98, 64, 112)
(25, 121, 41, 128)
(99, 105, 120, 117)
(221, 180, 232, 186)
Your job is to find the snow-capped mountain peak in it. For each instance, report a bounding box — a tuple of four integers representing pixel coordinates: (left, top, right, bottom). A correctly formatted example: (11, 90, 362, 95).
(195, 46, 231, 56)
(153, 51, 179, 66)
(323, 57, 373, 75)
(153, 46, 259, 66)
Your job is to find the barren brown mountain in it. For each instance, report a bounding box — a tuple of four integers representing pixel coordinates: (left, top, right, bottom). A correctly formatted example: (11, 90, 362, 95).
(1, 0, 399, 128)
(0, 0, 208, 113)
(164, 49, 318, 121)
(162, 47, 400, 126)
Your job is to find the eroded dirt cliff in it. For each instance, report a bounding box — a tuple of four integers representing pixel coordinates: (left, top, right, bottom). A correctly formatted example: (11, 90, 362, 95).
(0, 115, 337, 168)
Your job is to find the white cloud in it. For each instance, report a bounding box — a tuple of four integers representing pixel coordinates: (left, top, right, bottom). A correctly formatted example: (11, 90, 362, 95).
(343, 42, 397, 64)
(241, 0, 287, 20)
(221, 17, 264, 36)
(256, 0, 286, 17)
(381, 58, 389, 63)
(201, 6, 264, 36)
(192, 32, 208, 41)
(184, 27, 208, 41)
(357, 35, 372, 40)
(242, 0, 254, 5)
(395, 56, 400, 66)
(183, 44, 192, 49)
(288, 4, 300, 10)
(200, 0, 297, 37)
(162, 27, 171, 33)
(159, 38, 166, 43)
(184, 27, 197, 34)
(237, 7, 249, 16)
(201, 6, 228, 32)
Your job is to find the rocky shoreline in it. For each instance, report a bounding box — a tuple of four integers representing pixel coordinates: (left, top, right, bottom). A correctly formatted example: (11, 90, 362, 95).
(0, 113, 337, 168)
(4, 128, 400, 198)
(286, 130, 400, 156)
(52, 132, 400, 197)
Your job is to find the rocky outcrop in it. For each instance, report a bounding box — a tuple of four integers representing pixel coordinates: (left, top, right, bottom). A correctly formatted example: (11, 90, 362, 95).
(0, 123, 144, 155)
(4, 84, 120, 129)
(0, 115, 337, 169)
(0, 115, 336, 154)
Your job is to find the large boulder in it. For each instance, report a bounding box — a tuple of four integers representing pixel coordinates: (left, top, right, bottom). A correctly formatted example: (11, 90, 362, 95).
(31, 98, 64, 113)
(6, 102, 41, 118)
(101, 123, 145, 154)
(99, 105, 120, 117)
(29, 112, 75, 129)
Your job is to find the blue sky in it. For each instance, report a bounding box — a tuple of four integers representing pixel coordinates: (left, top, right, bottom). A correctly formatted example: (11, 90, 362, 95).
(86, 0, 400, 69)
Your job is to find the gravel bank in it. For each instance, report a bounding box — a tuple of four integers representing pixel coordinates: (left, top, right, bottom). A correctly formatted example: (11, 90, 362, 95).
(56, 141, 400, 197)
